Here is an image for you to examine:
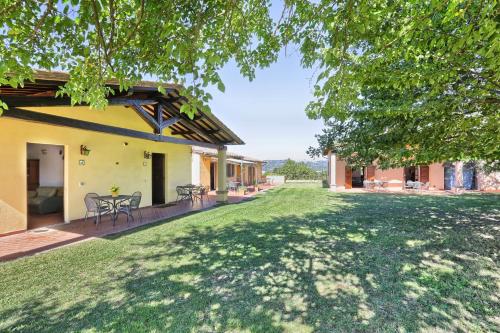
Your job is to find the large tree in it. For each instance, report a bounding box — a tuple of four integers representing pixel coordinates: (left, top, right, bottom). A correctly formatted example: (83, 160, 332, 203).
(0, 0, 281, 113)
(1, 1, 499, 165)
(296, 0, 499, 167)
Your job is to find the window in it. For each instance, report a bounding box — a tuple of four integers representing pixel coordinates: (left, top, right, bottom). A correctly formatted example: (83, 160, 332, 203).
(226, 164, 235, 177)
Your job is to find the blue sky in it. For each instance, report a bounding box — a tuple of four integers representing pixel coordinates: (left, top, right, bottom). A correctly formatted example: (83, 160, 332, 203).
(203, 0, 325, 161)
(206, 49, 325, 161)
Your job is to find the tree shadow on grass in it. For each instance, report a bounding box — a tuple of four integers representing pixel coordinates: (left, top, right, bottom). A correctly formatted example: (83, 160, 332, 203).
(1, 191, 498, 332)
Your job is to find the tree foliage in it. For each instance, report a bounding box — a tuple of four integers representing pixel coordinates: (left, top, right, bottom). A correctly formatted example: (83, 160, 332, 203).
(270, 159, 322, 180)
(0, 0, 281, 113)
(297, 0, 499, 167)
(1, 1, 499, 166)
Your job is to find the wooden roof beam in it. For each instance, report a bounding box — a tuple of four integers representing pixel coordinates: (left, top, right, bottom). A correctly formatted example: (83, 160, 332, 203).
(160, 101, 219, 143)
(2, 108, 219, 149)
(0, 96, 158, 107)
(131, 102, 160, 132)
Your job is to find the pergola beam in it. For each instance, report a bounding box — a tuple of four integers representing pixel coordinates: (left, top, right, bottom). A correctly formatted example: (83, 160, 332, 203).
(2, 108, 219, 149)
(161, 116, 180, 129)
(131, 102, 160, 132)
(171, 129, 219, 135)
(0, 96, 158, 107)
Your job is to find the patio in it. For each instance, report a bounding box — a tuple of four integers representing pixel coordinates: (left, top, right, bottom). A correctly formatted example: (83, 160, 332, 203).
(0, 190, 266, 262)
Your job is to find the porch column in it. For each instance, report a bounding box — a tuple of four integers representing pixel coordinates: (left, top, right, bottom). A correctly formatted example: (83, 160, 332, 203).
(216, 145, 228, 202)
(454, 161, 464, 190)
(328, 150, 337, 191)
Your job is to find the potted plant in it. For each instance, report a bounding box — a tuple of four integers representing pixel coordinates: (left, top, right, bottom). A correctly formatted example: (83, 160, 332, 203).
(238, 186, 248, 196)
(110, 185, 120, 197)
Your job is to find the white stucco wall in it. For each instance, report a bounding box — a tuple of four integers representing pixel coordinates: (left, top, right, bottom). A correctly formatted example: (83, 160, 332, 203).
(27, 143, 65, 187)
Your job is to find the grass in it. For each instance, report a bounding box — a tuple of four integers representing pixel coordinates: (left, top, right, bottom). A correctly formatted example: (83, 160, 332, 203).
(0, 184, 499, 332)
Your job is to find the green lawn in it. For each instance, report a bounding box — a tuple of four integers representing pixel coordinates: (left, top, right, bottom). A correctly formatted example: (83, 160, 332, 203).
(1, 184, 499, 332)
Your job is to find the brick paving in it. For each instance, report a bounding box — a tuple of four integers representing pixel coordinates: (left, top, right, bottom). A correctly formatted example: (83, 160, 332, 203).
(0, 190, 268, 262)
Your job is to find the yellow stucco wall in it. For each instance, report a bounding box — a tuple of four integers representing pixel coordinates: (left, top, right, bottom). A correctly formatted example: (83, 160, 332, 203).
(196, 156, 264, 188)
(0, 105, 192, 234)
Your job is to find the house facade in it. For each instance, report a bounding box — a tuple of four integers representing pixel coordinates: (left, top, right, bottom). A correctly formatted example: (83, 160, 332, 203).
(0, 71, 243, 235)
(325, 150, 500, 192)
(191, 147, 264, 190)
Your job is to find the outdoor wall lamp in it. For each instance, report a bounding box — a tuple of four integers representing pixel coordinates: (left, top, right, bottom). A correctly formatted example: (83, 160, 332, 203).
(144, 151, 152, 159)
(80, 145, 91, 156)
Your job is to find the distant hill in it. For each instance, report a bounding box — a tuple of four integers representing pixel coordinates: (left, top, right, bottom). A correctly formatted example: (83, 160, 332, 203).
(263, 159, 327, 173)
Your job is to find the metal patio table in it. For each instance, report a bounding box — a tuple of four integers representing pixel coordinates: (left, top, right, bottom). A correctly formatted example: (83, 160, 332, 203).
(93, 194, 131, 226)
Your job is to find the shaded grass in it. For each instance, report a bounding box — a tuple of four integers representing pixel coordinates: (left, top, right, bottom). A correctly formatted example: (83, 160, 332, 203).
(0, 184, 499, 332)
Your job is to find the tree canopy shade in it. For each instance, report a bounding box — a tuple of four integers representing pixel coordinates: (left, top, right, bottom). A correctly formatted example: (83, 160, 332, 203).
(1, 1, 499, 166)
(0, 0, 281, 114)
(299, 0, 500, 168)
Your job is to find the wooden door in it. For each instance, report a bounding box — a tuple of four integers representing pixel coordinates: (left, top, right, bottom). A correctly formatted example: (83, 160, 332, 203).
(152, 153, 165, 205)
(419, 165, 430, 183)
(345, 167, 353, 189)
(248, 166, 255, 185)
(27, 159, 40, 190)
(366, 165, 376, 181)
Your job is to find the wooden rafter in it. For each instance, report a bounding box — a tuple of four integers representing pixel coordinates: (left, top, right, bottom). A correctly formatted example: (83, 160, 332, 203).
(160, 101, 224, 144)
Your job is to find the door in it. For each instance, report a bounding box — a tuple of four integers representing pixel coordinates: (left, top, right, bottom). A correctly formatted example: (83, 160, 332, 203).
(248, 166, 255, 185)
(419, 165, 430, 183)
(444, 165, 455, 190)
(27, 159, 40, 190)
(366, 165, 376, 181)
(345, 167, 353, 189)
(463, 164, 476, 190)
(152, 153, 165, 205)
(210, 162, 216, 190)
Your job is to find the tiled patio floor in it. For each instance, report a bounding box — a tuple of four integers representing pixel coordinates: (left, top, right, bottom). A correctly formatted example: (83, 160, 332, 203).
(0, 191, 264, 262)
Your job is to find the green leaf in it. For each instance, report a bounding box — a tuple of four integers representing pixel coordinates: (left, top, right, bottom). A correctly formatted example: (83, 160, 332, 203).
(217, 81, 225, 93)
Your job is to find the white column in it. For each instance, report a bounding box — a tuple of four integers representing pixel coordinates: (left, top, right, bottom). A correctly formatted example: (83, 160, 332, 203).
(454, 161, 464, 191)
(328, 150, 337, 191)
(216, 146, 228, 202)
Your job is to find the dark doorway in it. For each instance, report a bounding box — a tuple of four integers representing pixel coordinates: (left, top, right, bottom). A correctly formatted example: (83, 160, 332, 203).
(404, 166, 417, 182)
(210, 162, 216, 190)
(152, 153, 165, 205)
(351, 168, 364, 188)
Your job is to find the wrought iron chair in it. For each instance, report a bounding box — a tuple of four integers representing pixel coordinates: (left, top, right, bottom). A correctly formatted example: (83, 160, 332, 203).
(84, 192, 111, 224)
(176, 186, 192, 202)
(117, 191, 143, 224)
(228, 181, 238, 192)
(192, 185, 209, 202)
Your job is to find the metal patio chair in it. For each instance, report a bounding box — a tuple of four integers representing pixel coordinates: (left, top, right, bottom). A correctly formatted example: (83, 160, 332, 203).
(84, 192, 111, 224)
(176, 186, 192, 202)
(193, 185, 209, 202)
(117, 191, 143, 224)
